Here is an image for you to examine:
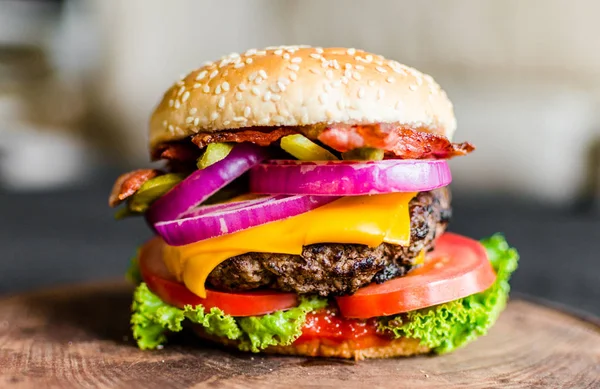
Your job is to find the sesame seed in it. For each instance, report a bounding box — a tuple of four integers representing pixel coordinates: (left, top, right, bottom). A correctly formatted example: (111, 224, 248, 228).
(332, 80, 342, 87)
(176, 79, 184, 86)
(263, 90, 272, 101)
(319, 93, 327, 104)
(368, 80, 376, 87)
(215, 85, 222, 95)
(248, 72, 258, 82)
(202, 85, 210, 93)
(222, 82, 230, 91)
(196, 70, 208, 81)
(324, 83, 332, 93)
(185, 116, 194, 124)
(210, 112, 219, 121)
(168, 124, 174, 132)
(177, 86, 185, 96)
(375, 60, 384, 66)
(337, 100, 345, 110)
(223, 70, 229, 77)
(234, 62, 245, 69)
(357, 87, 365, 98)
(246, 58, 253, 64)
(347, 48, 356, 55)
(244, 106, 252, 117)
(341, 76, 349, 85)
(278, 77, 291, 85)
(182, 91, 190, 102)
(365, 55, 373, 62)
(310, 53, 321, 59)
(174, 100, 181, 109)
(315, 47, 324, 54)
(273, 115, 285, 123)
(386, 76, 396, 83)
(218, 96, 225, 108)
(274, 49, 283, 55)
(376, 66, 387, 73)
(377, 89, 385, 100)
(223, 120, 231, 126)
(235, 92, 243, 101)
(238, 83, 247, 91)
(331, 60, 340, 69)
(209, 70, 218, 79)
(270, 84, 280, 93)
(256, 50, 267, 56)
(321, 61, 329, 68)
(251, 86, 261, 96)
(309, 68, 320, 75)
(168, 99, 174, 107)
(277, 81, 286, 91)
(409, 84, 418, 91)
(201, 61, 213, 67)
(289, 72, 298, 81)
(233, 116, 247, 122)
(326, 109, 336, 119)
(352, 72, 361, 81)
(345, 63, 353, 70)
(258, 70, 268, 79)
(194, 117, 200, 126)
(355, 64, 365, 70)
(162, 120, 168, 128)
(344, 69, 352, 79)
(193, 83, 201, 89)
(288, 64, 300, 72)
(291, 57, 302, 64)
(219, 59, 230, 68)
(271, 94, 281, 101)
(283, 53, 290, 60)
(325, 69, 333, 79)
(245, 49, 257, 56)
(259, 117, 270, 125)
(255, 76, 263, 84)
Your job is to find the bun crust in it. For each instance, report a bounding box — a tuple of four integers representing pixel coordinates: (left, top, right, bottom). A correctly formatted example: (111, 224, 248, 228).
(193, 327, 430, 360)
(149, 46, 456, 154)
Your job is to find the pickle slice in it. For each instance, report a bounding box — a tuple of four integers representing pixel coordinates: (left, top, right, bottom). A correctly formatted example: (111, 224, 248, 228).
(128, 173, 186, 213)
(341, 147, 385, 161)
(280, 134, 338, 161)
(197, 143, 234, 169)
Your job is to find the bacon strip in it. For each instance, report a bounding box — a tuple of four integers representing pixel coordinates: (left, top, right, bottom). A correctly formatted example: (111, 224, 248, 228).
(153, 142, 200, 162)
(191, 127, 298, 148)
(108, 169, 162, 207)
(317, 124, 475, 159)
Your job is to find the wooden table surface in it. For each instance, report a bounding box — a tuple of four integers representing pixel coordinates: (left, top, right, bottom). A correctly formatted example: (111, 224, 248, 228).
(0, 282, 598, 389)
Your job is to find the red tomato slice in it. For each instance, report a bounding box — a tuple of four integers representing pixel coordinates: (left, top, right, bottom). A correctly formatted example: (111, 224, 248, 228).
(335, 233, 496, 318)
(138, 237, 299, 316)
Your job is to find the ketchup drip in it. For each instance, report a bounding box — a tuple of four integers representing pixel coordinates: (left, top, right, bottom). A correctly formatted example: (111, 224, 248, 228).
(295, 308, 393, 349)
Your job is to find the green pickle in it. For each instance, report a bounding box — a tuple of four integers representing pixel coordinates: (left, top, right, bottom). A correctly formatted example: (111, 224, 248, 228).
(197, 143, 234, 169)
(128, 173, 185, 212)
(280, 134, 338, 161)
(342, 147, 385, 161)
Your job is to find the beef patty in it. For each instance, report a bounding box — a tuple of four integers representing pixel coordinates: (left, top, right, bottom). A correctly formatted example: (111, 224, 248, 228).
(207, 188, 451, 296)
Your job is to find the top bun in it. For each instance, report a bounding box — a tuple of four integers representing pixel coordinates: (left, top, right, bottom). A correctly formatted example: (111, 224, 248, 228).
(149, 46, 456, 153)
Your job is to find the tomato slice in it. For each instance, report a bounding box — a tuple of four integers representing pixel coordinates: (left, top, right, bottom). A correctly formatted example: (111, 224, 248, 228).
(335, 233, 496, 318)
(138, 237, 299, 316)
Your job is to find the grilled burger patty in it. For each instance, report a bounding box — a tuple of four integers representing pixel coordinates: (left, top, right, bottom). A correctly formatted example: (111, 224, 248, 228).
(207, 188, 451, 296)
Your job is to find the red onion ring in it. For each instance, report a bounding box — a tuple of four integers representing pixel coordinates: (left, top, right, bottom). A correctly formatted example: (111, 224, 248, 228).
(154, 195, 338, 246)
(146, 143, 268, 225)
(249, 159, 451, 196)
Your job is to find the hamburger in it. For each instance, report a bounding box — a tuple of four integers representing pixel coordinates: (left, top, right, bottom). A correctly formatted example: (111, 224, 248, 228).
(109, 46, 519, 360)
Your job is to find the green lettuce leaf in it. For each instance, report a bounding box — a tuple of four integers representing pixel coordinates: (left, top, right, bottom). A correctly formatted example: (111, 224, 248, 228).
(378, 233, 519, 353)
(130, 282, 327, 352)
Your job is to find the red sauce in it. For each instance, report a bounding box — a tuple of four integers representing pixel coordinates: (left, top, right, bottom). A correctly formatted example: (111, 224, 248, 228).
(295, 308, 393, 349)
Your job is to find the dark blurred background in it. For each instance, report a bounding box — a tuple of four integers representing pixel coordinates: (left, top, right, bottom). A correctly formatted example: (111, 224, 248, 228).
(1, 0, 598, 315)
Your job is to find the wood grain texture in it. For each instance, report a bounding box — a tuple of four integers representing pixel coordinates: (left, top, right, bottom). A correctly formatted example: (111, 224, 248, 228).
(0, 282, 598, 389)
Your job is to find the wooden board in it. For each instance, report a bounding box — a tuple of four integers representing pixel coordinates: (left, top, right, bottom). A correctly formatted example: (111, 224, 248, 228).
(0, 282, 598, 389)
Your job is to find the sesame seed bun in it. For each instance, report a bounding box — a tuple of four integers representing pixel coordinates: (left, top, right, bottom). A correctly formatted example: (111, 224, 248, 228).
(149, 45, 456, 154)
(193, 326, 430, 360)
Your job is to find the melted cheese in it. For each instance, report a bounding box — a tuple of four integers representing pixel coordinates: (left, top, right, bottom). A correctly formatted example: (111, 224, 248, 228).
(162, 192, 416, 298)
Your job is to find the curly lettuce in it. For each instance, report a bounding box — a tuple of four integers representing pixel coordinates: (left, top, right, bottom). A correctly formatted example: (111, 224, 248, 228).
(378, 234, 519, 353)
(130, 282, 327, 352)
